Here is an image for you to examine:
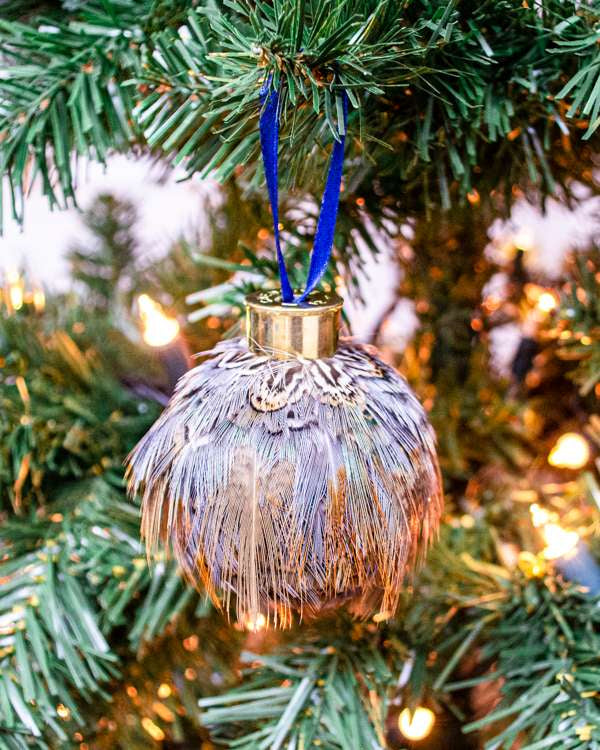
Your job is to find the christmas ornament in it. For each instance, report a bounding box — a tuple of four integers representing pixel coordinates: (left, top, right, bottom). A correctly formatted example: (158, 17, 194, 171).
(127, 82, 442, 626)
(128, 290, 442, 623)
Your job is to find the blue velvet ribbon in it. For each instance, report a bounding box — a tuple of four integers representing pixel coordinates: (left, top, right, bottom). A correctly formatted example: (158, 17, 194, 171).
(259, 80, 348, 304)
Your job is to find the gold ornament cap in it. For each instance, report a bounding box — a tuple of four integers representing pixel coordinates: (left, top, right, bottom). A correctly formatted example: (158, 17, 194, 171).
(245, 289, 343, 360)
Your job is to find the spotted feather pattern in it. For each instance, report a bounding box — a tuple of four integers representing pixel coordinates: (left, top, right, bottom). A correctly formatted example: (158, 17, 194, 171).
(127, 338, 443, 626)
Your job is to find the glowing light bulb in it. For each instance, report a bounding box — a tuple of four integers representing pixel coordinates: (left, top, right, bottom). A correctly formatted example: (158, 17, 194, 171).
(56, 703, 71, 720)
(6, 269, 24, 312)
(152, 701, 175, 722)
(548, 432, 590, 470)
(32, 285, 46, 313)
(398, 707, 435, 741)
(530, 502, 552, 529)
(542, 523, 579, 561)
(141, 717, 165, 741)
(537, 292, 557, 313)
(157, 683, 171, 699)
(373, 610, 391, 623)
(244, 612, 267, 632)
(138, 294, 180, 347)
(530, 504, 580, 561)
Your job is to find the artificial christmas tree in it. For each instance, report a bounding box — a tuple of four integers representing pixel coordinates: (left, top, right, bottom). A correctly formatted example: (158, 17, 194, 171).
(1, 2, 600, 749)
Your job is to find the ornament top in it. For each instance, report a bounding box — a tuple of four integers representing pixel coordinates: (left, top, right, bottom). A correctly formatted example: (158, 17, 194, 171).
(246, 288, 343, 311)
(245, 289, 343, 360)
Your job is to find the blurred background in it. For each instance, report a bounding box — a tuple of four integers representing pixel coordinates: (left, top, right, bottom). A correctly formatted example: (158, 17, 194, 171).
(3, 154, 599, 368)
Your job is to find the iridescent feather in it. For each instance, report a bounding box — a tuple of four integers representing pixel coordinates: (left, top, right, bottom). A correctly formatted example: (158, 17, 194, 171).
(127, 338, 443, 627)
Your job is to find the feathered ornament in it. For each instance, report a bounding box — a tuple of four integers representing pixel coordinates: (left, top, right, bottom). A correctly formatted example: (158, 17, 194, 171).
(127, 81, 442, 627)
(128, 290, 442, 625)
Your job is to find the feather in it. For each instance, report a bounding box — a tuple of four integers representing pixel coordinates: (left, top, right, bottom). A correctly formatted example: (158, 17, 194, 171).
(127, 338, 443, 626)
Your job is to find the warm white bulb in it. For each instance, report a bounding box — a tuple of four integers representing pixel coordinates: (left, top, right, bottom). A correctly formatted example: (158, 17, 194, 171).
(530, 503, 580, 561)
(530, 502, 553, 529)
(138, 294, 180, 347)
(32, 286, 45, 313)
(537, 292, 557, 313)
(157, 682, 171, 699)
(548, 432, 590, 470)
(244, 612, 267, 632)
(6, 269, 24, 311)
(398, 707, 435, 741)
(542, 523, 579, 561)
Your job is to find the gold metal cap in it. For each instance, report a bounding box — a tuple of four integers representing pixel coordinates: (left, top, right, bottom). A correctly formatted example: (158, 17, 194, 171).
(245, 289, 343, 360)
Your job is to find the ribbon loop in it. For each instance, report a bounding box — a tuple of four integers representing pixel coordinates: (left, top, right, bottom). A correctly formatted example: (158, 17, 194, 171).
(259, 81, 347, 304)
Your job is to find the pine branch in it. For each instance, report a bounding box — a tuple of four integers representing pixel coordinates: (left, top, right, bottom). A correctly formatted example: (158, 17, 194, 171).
(0, 474, 195, 745)
(0, 2, 148, 226)
(199, 621, 398, 749)
(0, 313, 157, 513)
(555, 248, 600, 397)
(457, 580, 600, 749)
(0, 302, 197, 744)
(2, 2, 600, 229)
(68, 193, 138, 310)
(195, 510, 600, 750)
(187, 192, 395, 320)
(552, 9, 600, 141)
(0, 0, 62, 22)
(135, 0, 600, 209)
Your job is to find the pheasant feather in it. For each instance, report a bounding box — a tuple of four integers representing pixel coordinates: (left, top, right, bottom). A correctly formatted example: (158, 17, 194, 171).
(127, 337, 442, 627)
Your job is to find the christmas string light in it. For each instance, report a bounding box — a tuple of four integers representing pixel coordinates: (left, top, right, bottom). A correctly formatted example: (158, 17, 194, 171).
(4, 269, 25, 313)
(138, 294, 180, 348)
(141, 717, 165, 741)
(137, 294, 190, 394)
(536, 291, 557, 314)
(152, 701, 175, 723)
(1, 273, 46, 315)
(547, 432, 590, 470)
(522, 284, 558, 317)
(243, 612, 267, 632)
(398, 706, 436, 741)
(56, 704, 70, 720)
(530, 504, 600, 595)
(157, 683, 171, 699)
